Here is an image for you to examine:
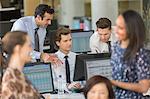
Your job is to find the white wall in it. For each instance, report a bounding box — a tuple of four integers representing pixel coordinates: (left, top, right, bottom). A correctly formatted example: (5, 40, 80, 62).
(91, 0, 118, 30)
(58, 0, 85, 28)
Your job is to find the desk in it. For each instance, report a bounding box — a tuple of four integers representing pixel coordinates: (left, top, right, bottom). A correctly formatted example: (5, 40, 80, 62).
(43, 93, 85, 99)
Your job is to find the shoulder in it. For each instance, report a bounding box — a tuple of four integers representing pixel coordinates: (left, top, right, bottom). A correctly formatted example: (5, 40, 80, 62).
(90, 32, 100, 44)
(14, 16, 34, 27)
(112, 41, 120, 49)
(1, 69, 18, 97)
(2, 68, 24, 83)
(15, 16, 32, 22)
(69, 51, 77, 56)
(138, 48, 150, 55)
(68, 51, 76, 60)
(134, 48, 150, 69)
(55, 50, 60, 56)
(137, 48, 150, 61)
(20, 16, 33, 21)
(90, 32, 98, 39)
(12, 16, 34, 31)
(111, 41, 124, 56)
(2, 68, 14, 82)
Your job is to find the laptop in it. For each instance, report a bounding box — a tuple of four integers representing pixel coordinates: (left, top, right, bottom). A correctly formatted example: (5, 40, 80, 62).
(24, 62, 55, 94)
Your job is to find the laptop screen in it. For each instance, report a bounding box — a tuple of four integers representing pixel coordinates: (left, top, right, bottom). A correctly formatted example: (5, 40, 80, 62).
(24, 62, 54, 94)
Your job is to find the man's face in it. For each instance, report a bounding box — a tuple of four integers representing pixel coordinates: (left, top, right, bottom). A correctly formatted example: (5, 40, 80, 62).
(97, 28, 111, 43)
(56, 34, 72, 54)
(38, 12, 54, 28)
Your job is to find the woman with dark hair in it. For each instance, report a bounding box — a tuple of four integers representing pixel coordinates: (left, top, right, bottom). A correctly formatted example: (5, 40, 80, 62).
(111, 10, 150, 99)
(84, 75, 115, 99)
(1, 31, 40, 98)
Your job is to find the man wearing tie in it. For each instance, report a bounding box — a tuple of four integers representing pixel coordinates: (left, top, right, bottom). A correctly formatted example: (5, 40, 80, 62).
(90, 18, 116, 53)
(52, 27, 81, 92)
(11, 4, 60, 63)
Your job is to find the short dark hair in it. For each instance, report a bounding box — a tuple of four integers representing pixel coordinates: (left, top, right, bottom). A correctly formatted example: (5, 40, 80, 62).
(121, 10, 146, 62)
(83, 75, 115, 99)
(96, 18, 111, 30)
(54, 27, 71, 49)
(55, 27, 71, 42)
(34, 4, 54, 19)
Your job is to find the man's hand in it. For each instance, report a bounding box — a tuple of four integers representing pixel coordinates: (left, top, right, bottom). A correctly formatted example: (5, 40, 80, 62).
(40, 53, 49, 62)
(67, 82, 81, 89)
(40, 53, 62, 65)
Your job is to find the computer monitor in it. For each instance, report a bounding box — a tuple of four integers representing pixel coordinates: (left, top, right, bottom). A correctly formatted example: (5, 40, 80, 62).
(71, 30, 93, 53)
(24, 62, 54, 94)
(85, 58, 112, 80)
(44, 20, 58, 53)
(0, 21, 14, 37)
(0, 9, 21, 21)
(73, 53, 111, 81)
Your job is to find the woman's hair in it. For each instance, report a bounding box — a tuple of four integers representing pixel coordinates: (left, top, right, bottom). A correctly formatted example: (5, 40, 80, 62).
(121, 10, 146, 62)
(1, 31, 28, 68)
(83, 75, 115, 99)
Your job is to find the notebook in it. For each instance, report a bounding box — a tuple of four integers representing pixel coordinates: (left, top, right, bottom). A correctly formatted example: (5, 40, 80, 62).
(24, 62, 55, 94)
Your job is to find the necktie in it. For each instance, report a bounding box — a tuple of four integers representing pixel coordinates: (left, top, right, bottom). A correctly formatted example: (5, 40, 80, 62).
(64, 56, 71, 83)
(107, 41, 111, 53)
(34, 28, 39, 52)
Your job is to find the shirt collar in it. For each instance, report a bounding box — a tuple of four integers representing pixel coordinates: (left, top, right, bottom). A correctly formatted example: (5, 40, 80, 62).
(57, 50, 71, 59)
(32, 16, 38, 29)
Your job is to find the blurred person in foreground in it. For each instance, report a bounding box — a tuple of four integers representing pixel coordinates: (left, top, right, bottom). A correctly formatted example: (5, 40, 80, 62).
(83, 75, 115, 99)
(1, 31, 41, 98)
(111, 10, 150, 99)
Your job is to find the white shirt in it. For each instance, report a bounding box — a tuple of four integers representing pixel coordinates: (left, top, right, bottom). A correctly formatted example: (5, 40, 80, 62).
(52, 50, 76, 90)
(11, 16, 47, 59)
(89, 31, 114, 53)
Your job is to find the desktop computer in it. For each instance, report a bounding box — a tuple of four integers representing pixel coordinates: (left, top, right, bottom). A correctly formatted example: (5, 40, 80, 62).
(24, 62, 55, 94)
(73, 53, 111, 81)
(0, 21, 14, 37)
(71, 30, 93, 53)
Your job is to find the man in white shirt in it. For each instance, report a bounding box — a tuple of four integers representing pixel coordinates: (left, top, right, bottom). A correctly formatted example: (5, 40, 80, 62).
(90, 18, 113, 53)
(11, 4, 60, 64)
(52, 27, 81, 92)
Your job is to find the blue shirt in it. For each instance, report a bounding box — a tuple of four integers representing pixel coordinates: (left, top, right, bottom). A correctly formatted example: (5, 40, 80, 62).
(111, 42, 150, 99)
(11, 16, 47, 59)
